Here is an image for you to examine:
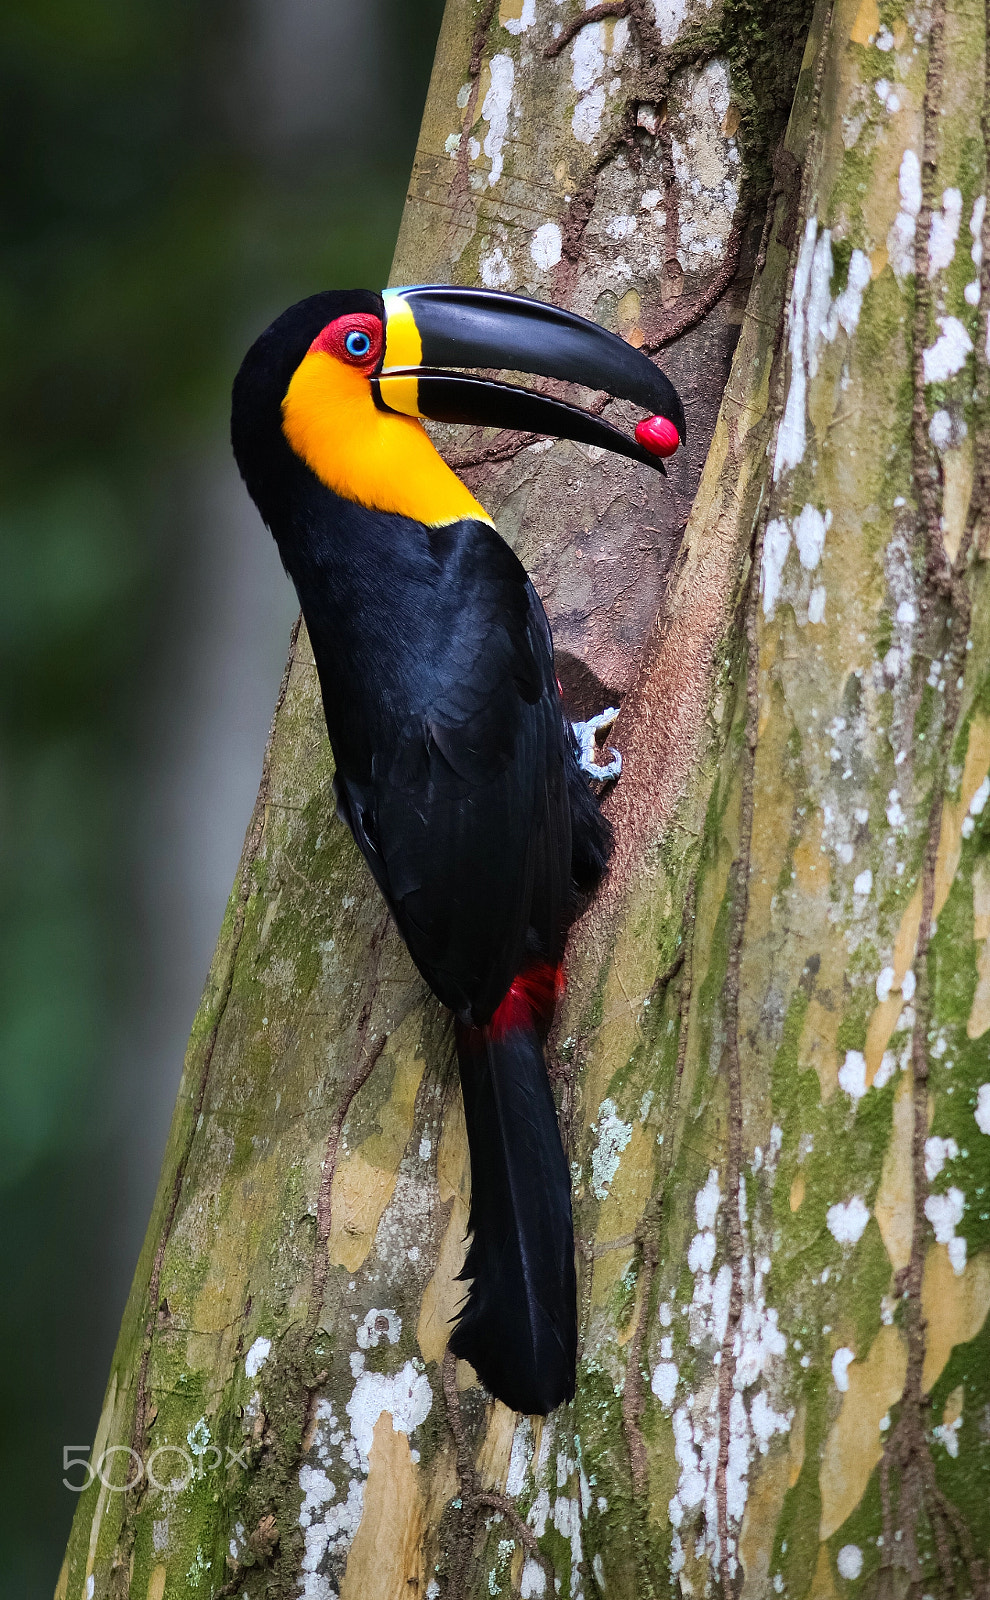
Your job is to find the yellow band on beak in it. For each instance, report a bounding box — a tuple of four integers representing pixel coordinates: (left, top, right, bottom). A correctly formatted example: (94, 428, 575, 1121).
(382, 290, 424, 372)
(375, 372, 421, 418)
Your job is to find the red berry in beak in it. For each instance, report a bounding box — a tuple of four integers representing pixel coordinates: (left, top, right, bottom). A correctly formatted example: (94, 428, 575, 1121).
(635, 415, 680, 458)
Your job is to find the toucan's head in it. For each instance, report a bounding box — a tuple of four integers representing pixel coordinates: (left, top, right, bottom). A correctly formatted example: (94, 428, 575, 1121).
(232, 285, 685, 531)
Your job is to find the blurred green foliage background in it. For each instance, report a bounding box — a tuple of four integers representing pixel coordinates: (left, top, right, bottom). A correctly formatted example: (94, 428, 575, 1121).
(0, 0, 444, 1588)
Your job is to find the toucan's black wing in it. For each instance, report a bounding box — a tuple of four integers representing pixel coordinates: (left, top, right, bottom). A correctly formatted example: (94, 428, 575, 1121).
(331, 518, 571, 1023)
(325, 516, 579, 1414)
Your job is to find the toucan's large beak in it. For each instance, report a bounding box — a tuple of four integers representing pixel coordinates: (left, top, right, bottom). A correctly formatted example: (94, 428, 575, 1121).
(373, 285, 685, 474)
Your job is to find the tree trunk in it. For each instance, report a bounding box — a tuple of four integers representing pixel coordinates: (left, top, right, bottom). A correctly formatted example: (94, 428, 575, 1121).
(59, 0, 990, 1595)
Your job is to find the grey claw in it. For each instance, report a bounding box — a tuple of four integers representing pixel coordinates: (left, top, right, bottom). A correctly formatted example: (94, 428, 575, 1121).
(571, 706, 622, 781)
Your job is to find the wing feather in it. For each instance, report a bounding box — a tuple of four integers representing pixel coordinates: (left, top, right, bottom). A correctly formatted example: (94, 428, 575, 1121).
(333, 518, 569, 1021)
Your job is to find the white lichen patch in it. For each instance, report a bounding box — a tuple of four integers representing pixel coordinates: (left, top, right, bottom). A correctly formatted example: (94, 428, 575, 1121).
(563, 95, 683, 317)
(669, 60, 740, 271)
(688, 1230, 717, 1273)
(930, 408, 953, 451)
(669, 1343, 790, 1572)
(591, 1098, 633, 1199)
(975, 1084, 990, 1135)
(774, 218, 871, 480)
(548, 1490, 584, 1596)
(520, 1555, 546, 1597)
(821, 796, 855, 868)
(299, 1463, 336, 1525)
(873, 1049, 899, 1090)
(888, 149, 922, 280)
(966, 195, 985, 305)
(299, 1477, 364, 1598)
(874, 77, 900, 114)
(527, 1486, 550, 1538)
(689, 1258, 733, 1350)
(749, 1389, 791, 1451)
(666, 1173, 790, 1576)
(826, 1195, 870, 1246)
(793, 503, 832, 570)
(830, 249, 872, 340)
(929, 187, 963, 276)
(481, 54, 515, 186)
(761, 519, 792, 617)
(356, 1308, 401, 1350)
(808, 584, 827, 623)
(480, 245, 512, 289)
(530, 221, 562, 272)
(651, 1360, 679, 1407)
(490, 1538, 515, 1594)
(186, 1547, 211, 1588)
(832, 1346, 855, 1391)
(775, 219, 816, 479)
(569, 15, 630, 145)
(245, 1336, 272, 1378)
(373, 1165, 434, 1271)
(934, 1414, 962, 1457)
(297, 1348, 432, 1595)
(838, 1050, 867, 1103)
(520, 1554, 546, 1596)
(505, 1417, 533, 1498)
(500, 0, 535, 34)
(346, 1356, 432, 1463)
(571, 17, 606, 93)
(187, 1417, 211, 1460)
(732, 1255, 787, 1390)
(924, 1136, 959, 1182)
(573, 83, 607, 144)
(651, 0, 690, 45)
(923, 316, 973, 383)
(925, 1187, 967, 1274)
(933, 1389, 964, 1457)
(837, 1544, 864, 1580)
(696, 1168, 722, 1229)
(761, 504, 832, 618)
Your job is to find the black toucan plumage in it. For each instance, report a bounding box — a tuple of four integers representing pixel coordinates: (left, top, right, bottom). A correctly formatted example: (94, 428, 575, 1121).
(231, 286, 683, 1414)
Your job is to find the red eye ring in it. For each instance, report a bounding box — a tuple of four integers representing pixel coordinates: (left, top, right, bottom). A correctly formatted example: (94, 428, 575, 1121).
(309, 313, 383, 369)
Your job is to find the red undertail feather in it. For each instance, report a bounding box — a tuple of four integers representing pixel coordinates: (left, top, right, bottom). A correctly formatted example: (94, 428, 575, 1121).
(489, 961, 564, 1041)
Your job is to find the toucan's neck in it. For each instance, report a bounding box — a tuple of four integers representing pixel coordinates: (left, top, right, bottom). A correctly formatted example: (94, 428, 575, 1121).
(280, 351, 492, 529)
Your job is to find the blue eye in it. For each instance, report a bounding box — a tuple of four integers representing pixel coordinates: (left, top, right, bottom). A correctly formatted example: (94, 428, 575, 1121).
(345, 329, 372, 358)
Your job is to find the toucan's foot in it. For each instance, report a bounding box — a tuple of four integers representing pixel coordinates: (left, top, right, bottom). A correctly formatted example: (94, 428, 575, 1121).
(571, 707, 622, 782)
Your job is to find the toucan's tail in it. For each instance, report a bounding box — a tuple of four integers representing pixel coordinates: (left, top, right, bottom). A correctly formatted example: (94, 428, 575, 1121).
(450, 964, 576, 1415)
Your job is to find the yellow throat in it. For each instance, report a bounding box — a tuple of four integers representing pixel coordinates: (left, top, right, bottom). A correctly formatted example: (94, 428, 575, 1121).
(281, 351, 493, 528)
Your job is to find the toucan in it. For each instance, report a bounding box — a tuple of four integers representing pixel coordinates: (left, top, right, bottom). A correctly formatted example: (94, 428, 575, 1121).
(231, 285, 684, 1415)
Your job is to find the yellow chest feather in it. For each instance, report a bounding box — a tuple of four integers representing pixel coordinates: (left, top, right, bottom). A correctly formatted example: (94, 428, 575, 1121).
(281, 351, 492, 528)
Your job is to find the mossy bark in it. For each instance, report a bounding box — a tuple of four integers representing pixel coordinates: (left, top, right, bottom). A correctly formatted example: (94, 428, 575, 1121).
(59, 0, 990, 1596)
